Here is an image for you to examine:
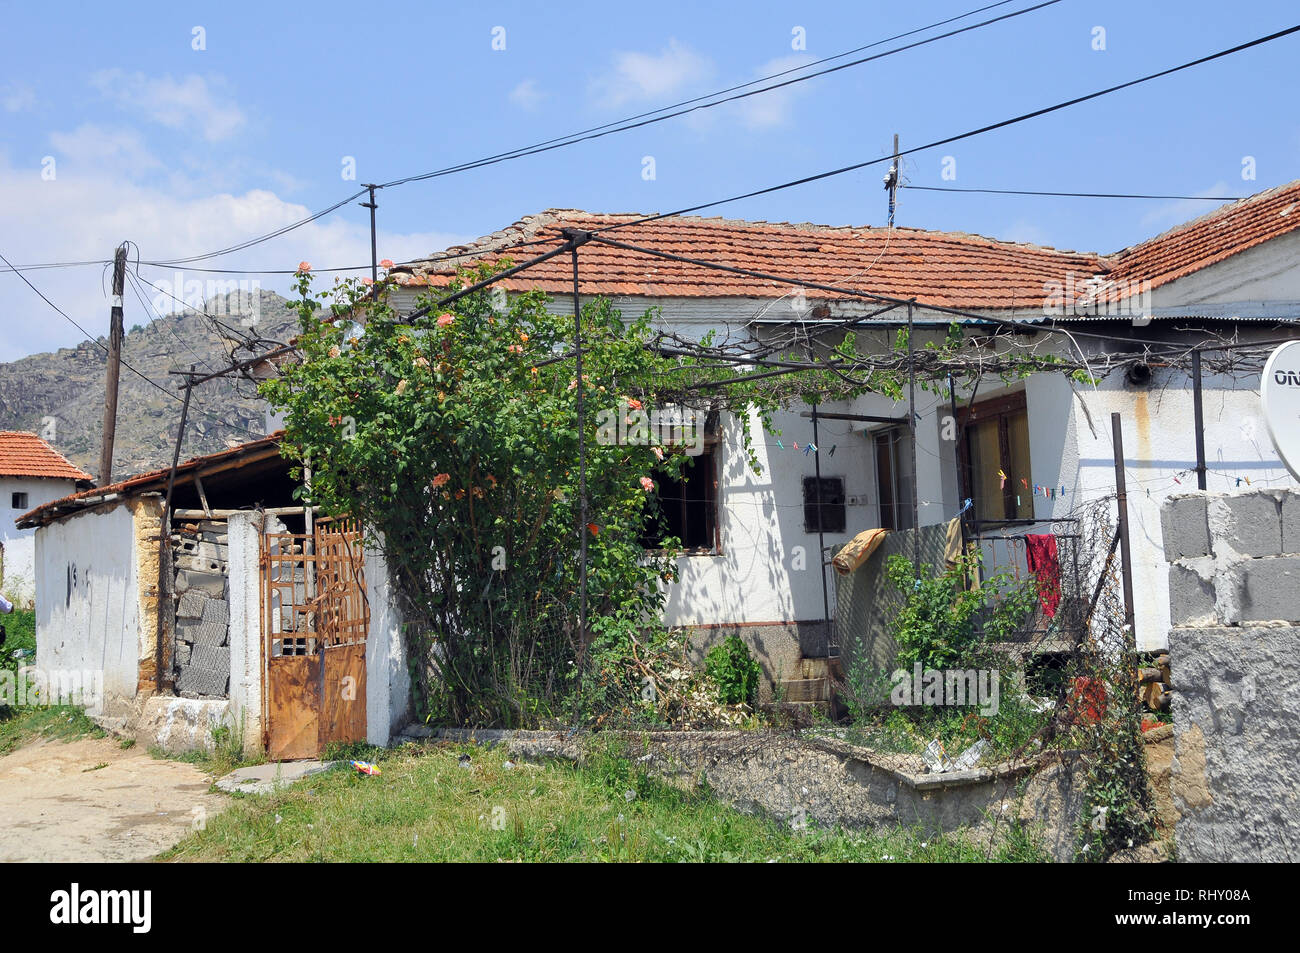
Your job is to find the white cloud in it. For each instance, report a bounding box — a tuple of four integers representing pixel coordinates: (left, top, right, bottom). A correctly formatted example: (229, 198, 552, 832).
(1002, 219, 1052, 246)
(732, 54, 815, 129)
(90, 70, 246, 142)
(48, 123, 162, 176)
(0, 156, 466, 363)
(1139, 181, 1236, 233)
(509, 79, 545, 111)
(589, 39, 712, 109)
(2, 82, 36, 112)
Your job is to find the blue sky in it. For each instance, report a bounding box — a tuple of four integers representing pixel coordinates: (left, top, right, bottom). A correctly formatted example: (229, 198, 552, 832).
(1, 0, 1298, 362)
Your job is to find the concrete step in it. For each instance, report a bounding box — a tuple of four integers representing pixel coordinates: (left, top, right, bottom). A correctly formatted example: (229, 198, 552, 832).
(780, 677, 830, 703)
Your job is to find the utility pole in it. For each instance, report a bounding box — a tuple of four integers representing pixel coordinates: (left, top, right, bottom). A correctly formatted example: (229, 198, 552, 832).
(884, 134, 900, 227)
(360, 185, 379, 299)
(98, 243, 128, 485)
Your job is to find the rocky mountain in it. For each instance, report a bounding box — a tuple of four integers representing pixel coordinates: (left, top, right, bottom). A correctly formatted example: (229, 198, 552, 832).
(0, 290, 301, 481)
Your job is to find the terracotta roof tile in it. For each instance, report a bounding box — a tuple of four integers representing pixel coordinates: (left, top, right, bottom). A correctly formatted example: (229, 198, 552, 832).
(0, 432, 92, 482)
(394, 210, 1107, 311)
(1100, 179, 1300, 300)
(392, 180, 1300, 312)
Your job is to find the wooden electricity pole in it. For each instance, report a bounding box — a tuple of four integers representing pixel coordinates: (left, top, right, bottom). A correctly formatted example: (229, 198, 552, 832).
(884, 134, 900, 227)
(98, 243, 128, 485)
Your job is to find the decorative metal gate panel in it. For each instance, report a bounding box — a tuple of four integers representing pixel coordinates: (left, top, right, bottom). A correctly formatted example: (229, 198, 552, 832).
(262, 519, 369, 760)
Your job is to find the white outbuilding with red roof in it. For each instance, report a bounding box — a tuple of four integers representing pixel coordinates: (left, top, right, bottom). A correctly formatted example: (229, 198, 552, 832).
(0, 431, 91, 605)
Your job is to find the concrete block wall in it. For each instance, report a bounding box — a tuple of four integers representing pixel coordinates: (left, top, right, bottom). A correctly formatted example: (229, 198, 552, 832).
(171, 520, 231, 698)
(1161, 490, 1300, 626)
(1160, 488, 1300, 861)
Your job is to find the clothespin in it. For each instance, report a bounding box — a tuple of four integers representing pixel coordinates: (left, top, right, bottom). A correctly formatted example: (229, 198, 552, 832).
(998, 468, 1007, 489)
(1236, 477, 1242, 487)
(1016, 495, 1021, 507)
(1021, 478, 1028, 490)
(1060, 485, 1065, 496)
(792, 441, 799, 451)
(957, 498, 972, 516)
(829, 444, 836, 456)
(1173, 475, 1181, 485)
(1245, 475, 1252, 486)
(803, 443, 816, 455)
(776, 439, 784, 449)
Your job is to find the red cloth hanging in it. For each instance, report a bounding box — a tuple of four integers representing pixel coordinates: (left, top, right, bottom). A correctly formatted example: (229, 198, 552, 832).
(1024, 534, 1061, 618)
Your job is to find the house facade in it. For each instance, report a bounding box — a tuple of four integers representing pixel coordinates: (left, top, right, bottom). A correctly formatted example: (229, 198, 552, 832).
(389, 180, 1300, 673)
(0, 431, 91, 605)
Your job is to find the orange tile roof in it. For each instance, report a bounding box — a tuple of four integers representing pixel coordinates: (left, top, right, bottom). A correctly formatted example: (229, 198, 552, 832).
(0, 431, 92, 482)
(393, 211, 1107, 311)
(17, 432, 284, 528)
(1100, 179, 1300, 299)
(392, 180, 1300, 312)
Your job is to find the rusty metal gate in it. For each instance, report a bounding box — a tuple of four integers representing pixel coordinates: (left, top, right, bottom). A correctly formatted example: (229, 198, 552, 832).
(261, 519, 369, 760)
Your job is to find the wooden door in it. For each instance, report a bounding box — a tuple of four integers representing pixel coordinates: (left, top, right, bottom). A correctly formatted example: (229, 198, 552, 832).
(262, 521, 369, 760)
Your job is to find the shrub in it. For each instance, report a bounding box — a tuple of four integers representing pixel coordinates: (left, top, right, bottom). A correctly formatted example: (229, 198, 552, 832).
(885, 553, 1039, 672)
(704, 635, 760, 707)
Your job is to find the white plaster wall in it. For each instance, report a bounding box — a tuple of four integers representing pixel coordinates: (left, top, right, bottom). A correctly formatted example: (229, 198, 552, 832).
(392, 282, 1297, 649)
(1149, 227, 1300, 317)
(1067, 367, 1294, 651)
(365, 540, 409, 743)
(662, 404, 875, 626)
(33, 505, 139, 716)
(1, 476, 78, 604)
(227, 512, 263, 752)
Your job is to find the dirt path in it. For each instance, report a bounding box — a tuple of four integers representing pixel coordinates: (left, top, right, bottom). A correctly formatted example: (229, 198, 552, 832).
(0, 735, 227, 862)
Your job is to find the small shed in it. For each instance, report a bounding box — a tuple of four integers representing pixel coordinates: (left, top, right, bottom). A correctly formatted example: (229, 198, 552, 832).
(17, 435, 409, 757)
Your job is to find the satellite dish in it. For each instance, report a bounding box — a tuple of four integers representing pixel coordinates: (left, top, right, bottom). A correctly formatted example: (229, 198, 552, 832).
(1261, 340, 1300, 482)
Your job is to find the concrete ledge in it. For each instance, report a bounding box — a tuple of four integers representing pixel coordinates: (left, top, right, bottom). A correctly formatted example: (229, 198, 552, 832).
(430, 727, 1084, 861)
(133, 695, 231, 753)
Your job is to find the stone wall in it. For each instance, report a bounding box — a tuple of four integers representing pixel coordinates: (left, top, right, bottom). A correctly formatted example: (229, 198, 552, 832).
(1160, 489, 1300, 861)
(171, 519, 231, 698)
(434, 728, 1086, 862)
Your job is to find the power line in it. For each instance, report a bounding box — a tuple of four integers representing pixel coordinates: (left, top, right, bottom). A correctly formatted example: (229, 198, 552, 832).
(377, 0, 1061, 189)
(592, 23, 1300, 233)
(0, 0, 1061, 276)
(903, 185, 1249, 200)
(0, 247, 269, 440)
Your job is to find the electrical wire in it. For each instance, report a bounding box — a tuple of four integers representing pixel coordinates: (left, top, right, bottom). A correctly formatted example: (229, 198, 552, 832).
(0, 247, 269, 440)
(376, 0, 1064, 189)
(0, 0, 1062, 276)
(592, 23, 1300, 234)
(902, 185, 1249, 200)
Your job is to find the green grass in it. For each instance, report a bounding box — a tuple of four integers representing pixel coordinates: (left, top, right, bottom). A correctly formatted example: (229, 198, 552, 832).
(0, 704, 105, 756)
(163, 738, 1049, 862)
(150, 718, 266, 777)
(0, 608, 105, 755)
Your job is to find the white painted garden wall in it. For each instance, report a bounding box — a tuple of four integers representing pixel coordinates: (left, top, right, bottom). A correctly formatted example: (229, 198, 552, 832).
(33, 504, 140, 717)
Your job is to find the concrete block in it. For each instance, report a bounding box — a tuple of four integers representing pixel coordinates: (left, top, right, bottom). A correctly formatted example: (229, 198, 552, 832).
(175, 642, 192, 666)
(201, 598, 229, 625)
(192, 622, 228, 651)
(176, 588, 206, 620)
(1241, 556, 1300, 623)
(1214, 493, 1283, 557)
(1282, 493, 1300, 555)
(176, 666, 229, 698)
(190, 644, 230, 673)
(176, 554, 227, 575)
(1161, 495, 1210, 560)
(1168, 559, 1218, 626)
(177, 570, 225, 596)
